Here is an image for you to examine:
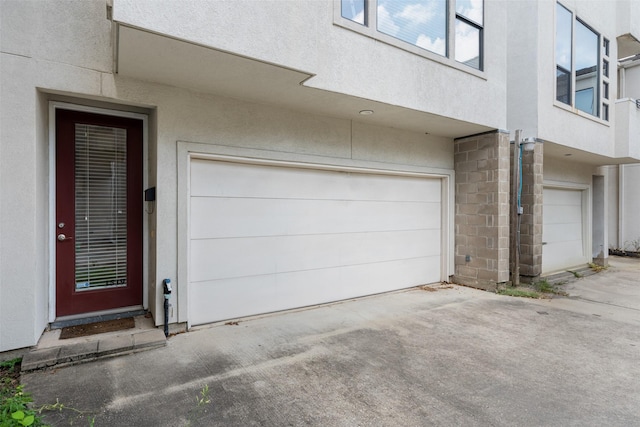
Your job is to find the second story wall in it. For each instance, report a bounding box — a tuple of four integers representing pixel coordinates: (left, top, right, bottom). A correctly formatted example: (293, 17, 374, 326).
(620, 60, 640, 99)
(508, 0, 620, 157)
(112, 0, 507, 131)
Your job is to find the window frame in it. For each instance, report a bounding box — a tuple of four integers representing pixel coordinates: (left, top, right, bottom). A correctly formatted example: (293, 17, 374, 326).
(554, 2, 610, 122)
(334, 0, 485, 78)
(454, 1, 484, 70)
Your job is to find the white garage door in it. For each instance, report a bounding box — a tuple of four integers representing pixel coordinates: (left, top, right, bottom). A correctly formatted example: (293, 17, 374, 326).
(542, 187, 586, 274)
(188, 159, 443, 325)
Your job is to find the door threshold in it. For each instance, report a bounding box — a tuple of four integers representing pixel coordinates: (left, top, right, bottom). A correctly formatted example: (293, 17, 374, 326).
(23, 314, 165, 372)
(51, 308, 146, 329)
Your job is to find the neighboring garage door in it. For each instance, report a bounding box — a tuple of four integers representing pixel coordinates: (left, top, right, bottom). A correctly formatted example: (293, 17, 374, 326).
(542, 187, 586, 274)
(188, 159, 443, 325)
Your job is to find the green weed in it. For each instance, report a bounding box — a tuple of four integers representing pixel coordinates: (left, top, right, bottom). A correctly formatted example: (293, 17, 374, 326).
(186, 384, 212, 426)
(530, 279, 568, 296)
(498, 289, 541, 298)
(1, 359, 93, 427)
(588, 262, 608, 272)
(1, 358, 40, 426)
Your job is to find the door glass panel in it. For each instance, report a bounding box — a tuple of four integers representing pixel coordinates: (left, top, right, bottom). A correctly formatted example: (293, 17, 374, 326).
(75, 124, 127, 290)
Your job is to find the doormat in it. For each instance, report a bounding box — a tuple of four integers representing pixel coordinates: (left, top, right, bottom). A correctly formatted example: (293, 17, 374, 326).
(59, 317, 135, 339)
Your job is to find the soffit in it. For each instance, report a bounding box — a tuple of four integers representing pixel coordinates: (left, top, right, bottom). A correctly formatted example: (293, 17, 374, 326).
(618, 33, 640, 59)
(543, 141, 639, 165)
(115, 25, 492, 139)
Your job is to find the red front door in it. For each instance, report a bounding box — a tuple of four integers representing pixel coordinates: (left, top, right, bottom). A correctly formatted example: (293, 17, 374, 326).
(56, 109, 143, 317)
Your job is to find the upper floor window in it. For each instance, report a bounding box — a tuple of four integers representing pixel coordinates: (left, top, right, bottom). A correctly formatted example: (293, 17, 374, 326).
(339, 0, 484, 71)
(555, 2, 609, 121)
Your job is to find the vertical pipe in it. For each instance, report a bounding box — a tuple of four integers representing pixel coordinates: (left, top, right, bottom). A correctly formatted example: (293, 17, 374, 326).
(512, 130, 522, 286)
(163, 278, 172, 337)
(164, 298, 169, 337)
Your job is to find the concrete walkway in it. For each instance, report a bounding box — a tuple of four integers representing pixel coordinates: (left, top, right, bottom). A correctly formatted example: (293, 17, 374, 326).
(22, 258, 640, 426)
(21, 315, 166, 371)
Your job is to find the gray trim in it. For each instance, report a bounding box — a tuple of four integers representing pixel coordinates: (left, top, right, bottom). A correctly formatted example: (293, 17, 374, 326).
(50, 309, 147, 329)
(454, 129, 508, 141)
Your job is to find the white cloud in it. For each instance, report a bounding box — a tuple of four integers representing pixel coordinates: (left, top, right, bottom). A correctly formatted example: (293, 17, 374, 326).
(416, 34, 446, 56)
(455, 21, 479, 63)
(377, 4, 400, 36)
(353, 10, 365, 25)
(397, 3, 436, 25)
(457, 0, 483, 24)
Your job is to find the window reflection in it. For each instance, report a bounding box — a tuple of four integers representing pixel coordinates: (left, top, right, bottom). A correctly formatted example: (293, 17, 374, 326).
(342, 0, 365, 25)
(574, 20, 598, 116)
(556, 69, 571, 104)
(455, 20, 480, 68)
(555, 3, 572, 105)
(456, 0, 483, 25)
(377, 0, 447, 56)
(555, 4, 572, 70)
(338, 0, 484, 71)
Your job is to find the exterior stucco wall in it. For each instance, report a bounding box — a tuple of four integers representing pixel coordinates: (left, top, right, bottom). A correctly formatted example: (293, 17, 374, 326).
(0, 0, 457, 352)
(543, 157, 595, 186)
(0, 57, 41, 351)
(623, 64, 640, 99)
(112, 0, 507, 130)
(617, 0, 640, 46)
(603, 165, 620, 249)
(508, 0, 618, 157)
(506, 0, 540, 139)
(620, 164, 640, 249)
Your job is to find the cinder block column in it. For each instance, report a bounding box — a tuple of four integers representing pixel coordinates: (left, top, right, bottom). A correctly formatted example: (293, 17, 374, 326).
(518, 144, 544, 278)
(452, 131, 510, 291)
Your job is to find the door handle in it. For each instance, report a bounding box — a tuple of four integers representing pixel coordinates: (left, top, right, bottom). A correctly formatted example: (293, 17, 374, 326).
(57, 234, 73, 241)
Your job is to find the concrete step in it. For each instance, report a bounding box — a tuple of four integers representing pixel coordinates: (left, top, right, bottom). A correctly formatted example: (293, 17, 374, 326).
(22, 319, 166, 372)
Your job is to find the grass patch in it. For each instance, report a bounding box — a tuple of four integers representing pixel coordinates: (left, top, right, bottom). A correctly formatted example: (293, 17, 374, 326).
(498, 288, 541, 298)
(588, 262, 608, 272)
(567, 270, 582, 278)
(531, 279, 568, 296)
(534, 279, 554, 293)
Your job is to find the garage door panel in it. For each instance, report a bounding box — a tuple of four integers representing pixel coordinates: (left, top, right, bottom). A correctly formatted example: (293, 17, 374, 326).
(190, 229, 441, 282)
(190, 159, 441, 202)
(543, 205, 582, 225)
(190, 198, 441, 239)
(542, 187, 586, 273)
(542, 241, 585, 272)
(543, 223, 582, 244)
(544, 188, 582, 206)
(190, 256, 440, 325)
(189, 160, 444, 324)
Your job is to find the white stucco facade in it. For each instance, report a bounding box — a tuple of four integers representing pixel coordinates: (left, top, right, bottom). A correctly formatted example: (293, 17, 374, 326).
(1, 0, 639, 353)
(1, 0, 505, 352)
(507, 0, 640, 273)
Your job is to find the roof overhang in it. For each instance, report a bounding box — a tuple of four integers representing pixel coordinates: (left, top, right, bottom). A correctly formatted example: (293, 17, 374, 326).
(114, 24, 493, 139)
(542, 141, 639, 166)
(618, 33, 640, 60)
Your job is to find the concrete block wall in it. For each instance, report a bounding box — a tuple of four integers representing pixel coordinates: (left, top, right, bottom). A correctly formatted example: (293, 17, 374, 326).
(518, 144, 544, 278)
(452, 131, 510, 290)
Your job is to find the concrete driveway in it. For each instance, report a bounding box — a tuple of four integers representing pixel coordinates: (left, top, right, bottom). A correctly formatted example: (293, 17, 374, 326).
(23, 257, 640, 426)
